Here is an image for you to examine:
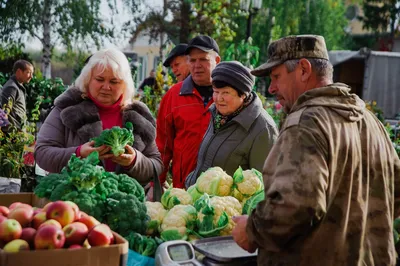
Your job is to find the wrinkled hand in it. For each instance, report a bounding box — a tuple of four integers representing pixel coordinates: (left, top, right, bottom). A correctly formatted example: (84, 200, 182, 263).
(102, 144, 136, 167)
(79, 141, 111, 159)
(232, 215, 257, 253)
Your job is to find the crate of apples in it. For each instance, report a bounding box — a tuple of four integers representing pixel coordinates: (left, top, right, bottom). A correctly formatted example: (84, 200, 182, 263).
(0, 200, 114, 252)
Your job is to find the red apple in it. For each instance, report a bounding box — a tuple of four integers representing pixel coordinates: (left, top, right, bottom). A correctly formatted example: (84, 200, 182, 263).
(39, 219, 62, 230)
(69, 244, 83, 249)
(20, 227, 36, 248)
(79, 211, 89, 218)
(0, 215, 7, 224)
(64, 201, 81, 221)
(63, 222, 89, 246)
(42, 202, 53, 212)
(78, 215, 100, 231)
(33, 207, 43, 216)
(0, 219, 22, 242)
(46, 201, 75, 227)
(8, 205, 34, 227)
(3, 239, 30, 252)
(0, 206, 10, 217)
(87, 224, 114, 247)
(34, 225, 65, 249)
(32, 212, 47, 229)
(9, 202, 31, 211)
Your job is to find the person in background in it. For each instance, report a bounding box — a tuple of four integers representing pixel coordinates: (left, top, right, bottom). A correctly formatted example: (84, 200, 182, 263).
(149, 35, 220, 197)
(185, 61, 278, 188)
(163, 43, 190, 82)
(35, 48, 162, 185)
(138, 69, 156, 91)
(0, 60, 34, 130)
(232, 35, 400, 266)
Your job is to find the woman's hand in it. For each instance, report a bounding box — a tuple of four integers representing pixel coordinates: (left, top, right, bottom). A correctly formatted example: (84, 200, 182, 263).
(79, 141, 111, 159)
(107, 144, 136, 167)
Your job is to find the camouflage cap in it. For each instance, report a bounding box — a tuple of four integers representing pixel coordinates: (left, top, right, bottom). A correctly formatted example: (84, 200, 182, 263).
(251, 35, 329, 77)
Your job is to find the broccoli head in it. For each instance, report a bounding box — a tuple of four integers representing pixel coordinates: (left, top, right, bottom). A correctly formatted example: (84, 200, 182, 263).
(92, 122, 134, 156)
(106, 191, 148, 236)
(34, 173, 69, 199)
(61, 189, 106, 222)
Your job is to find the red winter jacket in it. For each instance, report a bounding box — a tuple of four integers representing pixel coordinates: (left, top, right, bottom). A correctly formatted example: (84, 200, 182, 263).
(156, 76, 213, 188)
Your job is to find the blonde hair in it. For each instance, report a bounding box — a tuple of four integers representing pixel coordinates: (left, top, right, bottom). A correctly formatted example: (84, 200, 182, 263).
(73, 48, 135, 106)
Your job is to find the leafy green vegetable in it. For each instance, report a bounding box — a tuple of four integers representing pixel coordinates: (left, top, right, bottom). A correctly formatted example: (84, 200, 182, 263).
(63, 152, 104, 190)
(34, 173, 68, 198)
(187, 184, 203, 202)
(105, 172, 145, 202)
(106, 191, 148, 236)
(242, 189, 265, 215)
(125, 232, 164, 257)
(61, 189, 106, 221)
(92, 122, 134, 156)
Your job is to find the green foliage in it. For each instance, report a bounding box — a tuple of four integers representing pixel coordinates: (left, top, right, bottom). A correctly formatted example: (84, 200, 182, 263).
(223, 38, 260, 69)
(0, 43, 31, 74)
(0, 98, 41, 178)
(366, 100, 400, 158)
(21, 75, 66, 119)
(359, 0, 400, 37)
(92, 122, 134, 156)
(138, 63, 167, 117)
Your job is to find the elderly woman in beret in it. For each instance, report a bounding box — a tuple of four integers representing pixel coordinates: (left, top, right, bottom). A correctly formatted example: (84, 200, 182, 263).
(185, 61, 278, 188)
(35, 48, 163, 185)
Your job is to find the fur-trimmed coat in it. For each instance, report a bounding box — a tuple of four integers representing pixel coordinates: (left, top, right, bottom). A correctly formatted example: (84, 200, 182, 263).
(35, 87, 162, 185)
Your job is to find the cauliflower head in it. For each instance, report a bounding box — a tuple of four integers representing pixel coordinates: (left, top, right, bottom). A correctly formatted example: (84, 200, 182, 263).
(160, 205, 197, 241)
(196, 167, 233, 196)
(145, 201, 168, 235)
(161, 188, 193, 209)
(232, 166, 263, 198)
(208, 196, 242, 235)
(194, 194, 229, 237)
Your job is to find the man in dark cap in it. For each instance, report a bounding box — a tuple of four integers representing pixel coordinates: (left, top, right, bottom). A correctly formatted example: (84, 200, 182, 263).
(232, 35, 400, 266)
(153, 35, 220, 193)
(163, 44, 190, 82)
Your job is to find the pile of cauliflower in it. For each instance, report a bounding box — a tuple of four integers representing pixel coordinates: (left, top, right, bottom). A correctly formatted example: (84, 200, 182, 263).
(145, 166, 265, 241)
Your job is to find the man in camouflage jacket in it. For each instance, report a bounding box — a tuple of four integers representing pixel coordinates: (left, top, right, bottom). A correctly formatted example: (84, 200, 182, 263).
(232, 35, 400, 266)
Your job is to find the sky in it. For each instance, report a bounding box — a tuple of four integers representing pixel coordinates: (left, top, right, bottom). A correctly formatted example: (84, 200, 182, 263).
(25, 0, 163, 51)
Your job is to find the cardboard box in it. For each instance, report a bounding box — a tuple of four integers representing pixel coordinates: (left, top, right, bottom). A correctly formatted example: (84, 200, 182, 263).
(0, 193, 128, 266)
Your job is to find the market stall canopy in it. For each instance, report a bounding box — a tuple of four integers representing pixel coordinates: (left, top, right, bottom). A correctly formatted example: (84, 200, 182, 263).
(329, 49, 400, 119)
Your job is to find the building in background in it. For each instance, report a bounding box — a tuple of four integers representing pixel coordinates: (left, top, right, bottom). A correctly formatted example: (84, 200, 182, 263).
(126, 33, 170, 88)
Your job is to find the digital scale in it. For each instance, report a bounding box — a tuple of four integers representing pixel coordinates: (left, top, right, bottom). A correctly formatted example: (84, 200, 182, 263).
(155, 236, 257, 266)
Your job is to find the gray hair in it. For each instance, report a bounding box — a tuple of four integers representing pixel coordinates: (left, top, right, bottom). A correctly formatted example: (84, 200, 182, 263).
(73, 48, 135, 106)
(284, 58, 333, 80)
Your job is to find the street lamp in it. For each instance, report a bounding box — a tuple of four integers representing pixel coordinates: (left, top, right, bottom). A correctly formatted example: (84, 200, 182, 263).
(240, 0, 262, 41)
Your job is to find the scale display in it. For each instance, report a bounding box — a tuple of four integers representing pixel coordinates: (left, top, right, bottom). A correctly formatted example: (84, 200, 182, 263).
(168, 244, 193, 261)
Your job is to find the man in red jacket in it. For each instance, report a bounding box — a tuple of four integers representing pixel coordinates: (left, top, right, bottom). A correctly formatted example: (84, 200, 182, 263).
(155, 35, 221, 190)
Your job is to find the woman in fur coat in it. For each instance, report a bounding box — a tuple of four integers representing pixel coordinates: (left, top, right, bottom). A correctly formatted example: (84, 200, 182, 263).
(34, 48, 163, 185)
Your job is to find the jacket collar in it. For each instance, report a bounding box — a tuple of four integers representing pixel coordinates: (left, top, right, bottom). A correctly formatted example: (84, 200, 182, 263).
(10, 75, 26, 94)
(179, 75, 196, 95)
(210, 91, 262, 132)
(56, 87, 156, 146)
